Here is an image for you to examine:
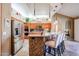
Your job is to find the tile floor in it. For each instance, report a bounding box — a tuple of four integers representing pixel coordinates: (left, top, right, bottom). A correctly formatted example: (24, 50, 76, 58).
(15, 38, 79, 56)
(46, 40, 79, 56)
(15, 39, 29, 56)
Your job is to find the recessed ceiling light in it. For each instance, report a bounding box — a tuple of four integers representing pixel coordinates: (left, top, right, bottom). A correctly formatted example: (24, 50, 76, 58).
(53, 10, 55, 12)
(55, 5, 58, 8)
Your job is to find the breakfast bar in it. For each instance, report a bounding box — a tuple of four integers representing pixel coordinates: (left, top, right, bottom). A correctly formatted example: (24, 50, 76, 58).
(28, 32, 57, 56)
(28, 34, 45, 56)
(28, 32, 65, 56)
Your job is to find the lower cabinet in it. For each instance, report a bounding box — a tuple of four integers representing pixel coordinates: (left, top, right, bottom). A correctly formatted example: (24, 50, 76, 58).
(29, 37, 44, 56)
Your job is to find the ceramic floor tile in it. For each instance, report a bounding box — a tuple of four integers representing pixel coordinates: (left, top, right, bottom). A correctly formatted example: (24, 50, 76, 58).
(46, 40, 79, 56)
(15, 39, 79, 56)
(15, 39, 29, 56)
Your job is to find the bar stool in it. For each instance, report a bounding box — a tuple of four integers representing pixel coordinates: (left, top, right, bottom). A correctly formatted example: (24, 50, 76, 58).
(44, 33, 62, 56)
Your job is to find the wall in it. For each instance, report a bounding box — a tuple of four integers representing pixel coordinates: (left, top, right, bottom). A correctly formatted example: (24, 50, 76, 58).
(11, 8, 25, 40)
(11, 9, 25, 22)
(54, 13, 74, 39)
(0, 3, 2, 56)
(74, 19, 79, 42)
(0, 3, 11, 56)
(11, 9, 24, 55)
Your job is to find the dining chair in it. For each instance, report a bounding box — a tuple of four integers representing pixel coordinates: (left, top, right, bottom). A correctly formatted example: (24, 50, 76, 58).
(44, 33, 63, 56)
(60, 33, 65, 54)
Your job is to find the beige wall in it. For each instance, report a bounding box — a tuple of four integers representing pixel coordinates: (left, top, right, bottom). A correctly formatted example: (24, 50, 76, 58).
(11, 9, 25, 22)
(0, 3, 2, 56)
(54, 13, 74, 39)
(0, 3, 11, 56)
(74, 19, 79, 41)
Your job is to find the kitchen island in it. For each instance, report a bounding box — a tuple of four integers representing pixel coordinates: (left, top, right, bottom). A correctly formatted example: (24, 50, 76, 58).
(28, 32, 57, 56)
(28, 34, 45, 56)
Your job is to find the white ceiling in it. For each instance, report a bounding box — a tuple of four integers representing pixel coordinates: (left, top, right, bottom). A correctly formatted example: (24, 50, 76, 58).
(11, 3, 32, 17)
(26, 3, 49, 17)
(11, 3, 49, 18)
(57, 3, 79, 18)
(11, 3, 62, 18)
(11, 3, 79, 18)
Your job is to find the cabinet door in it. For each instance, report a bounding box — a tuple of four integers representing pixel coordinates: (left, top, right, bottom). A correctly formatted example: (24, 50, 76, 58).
(74, 19, 79, 41)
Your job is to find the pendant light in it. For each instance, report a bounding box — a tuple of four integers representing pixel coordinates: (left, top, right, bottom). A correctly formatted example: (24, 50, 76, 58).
(49, 4, 50, 18)
(33, 3, 36, 19)
(48, 4, 51, 22)
(34, 3, 35, 16)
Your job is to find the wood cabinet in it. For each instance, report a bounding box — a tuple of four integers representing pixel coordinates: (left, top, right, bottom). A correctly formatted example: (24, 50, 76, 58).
(24, 22, 51, 29)
(29, 37, 44, 56)
(24, 22, 51, 39)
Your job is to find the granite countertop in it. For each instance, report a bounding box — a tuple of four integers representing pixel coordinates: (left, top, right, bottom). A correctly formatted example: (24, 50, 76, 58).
(28, 34, 44, 37)
(28, 32, 57, 37)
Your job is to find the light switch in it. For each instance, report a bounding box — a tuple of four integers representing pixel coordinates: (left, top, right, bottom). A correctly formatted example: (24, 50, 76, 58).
(3, 32, 6, 36)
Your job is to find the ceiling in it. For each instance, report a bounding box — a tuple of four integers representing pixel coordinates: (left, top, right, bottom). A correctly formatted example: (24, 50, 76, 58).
(11, 3, 62, 18)
(11, 3, 31, 17)
(57, 3, 79, 18)
(11, 3, 79, 18)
